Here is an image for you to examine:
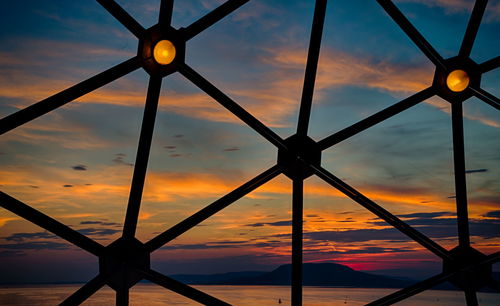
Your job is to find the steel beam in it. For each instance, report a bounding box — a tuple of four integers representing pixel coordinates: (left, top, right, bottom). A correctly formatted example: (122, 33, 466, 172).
(377, 0, 445, 69)
(367, 272, 453, 306)
(123, 77, 163, 239)
(179, 63, 287, 150)
(183, 0, 250, 41)
(291, 179, 303, 306)
(0, 192, 104, 256)
(297, 0, 327, 136)
(311, 165, 451, 260)
(480, 56, 499, 73)
(159, 0, 174, 27)
(60, 274, 107, 306)
(141, 269, 230, 305)
(470, 87, 500, 110)
(96, 0, 145, 38)
(115, 288, 129, 306)
(318, 87, 434, 150)
(464, 289, 479, 306)
(459, 0, 488, 57)
(451, 102, 470, 247)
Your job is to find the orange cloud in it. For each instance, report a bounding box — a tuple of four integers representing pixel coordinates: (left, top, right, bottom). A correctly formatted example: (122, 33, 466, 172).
(0, 166, 131, 211)
(2, 164, 496, 217)
(0, 216, 19, 227)
(264, 47, 433, 93)
(262, 47, 499, 128)
(138, 211, 155, 221)
(0, 39, 133, 70)
(0, 117, 114, 150)
(2, 39, 497, 133)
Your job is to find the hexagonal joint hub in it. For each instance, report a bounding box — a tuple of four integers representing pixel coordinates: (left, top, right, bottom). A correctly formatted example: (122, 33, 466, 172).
(278, 134, 321, 180)
(433, 56, 481, 103)
(138, 24, 186, 77)
(442, 246, 491, 291)
(99, 237, 151, 291)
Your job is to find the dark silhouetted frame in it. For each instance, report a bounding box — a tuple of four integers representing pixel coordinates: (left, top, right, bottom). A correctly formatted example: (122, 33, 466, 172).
(0, 0, 498, 305)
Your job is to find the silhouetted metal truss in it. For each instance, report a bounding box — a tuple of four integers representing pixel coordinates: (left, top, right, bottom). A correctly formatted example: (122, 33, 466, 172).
(0, 0, 498, 305)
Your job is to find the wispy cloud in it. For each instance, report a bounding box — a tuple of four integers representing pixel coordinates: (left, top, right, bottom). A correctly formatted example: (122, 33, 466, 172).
(483, 211, 500, 219)
(264, 47, 500, 128)
(2, 164, 497, 218)
(0, 217, 18, 228)
(112, 153, 134, 166)
(0, 40, 428, 130)
(396, 212, 453, 219)
(399, 0, 500, 22)
(72, 165, 87, 171)
(2, 39, 497, 138)
(0, 241, 70, 250)
(465, 168, 488, 174)
(0, 113, 115, 150)
(263, 47, 432, 93)
(161, 240, 248, 251)
(80, 220, 119, 226)
(246, 220, 292, 227)
(139, 211, 155, 221)
(223, 146, 240, 152)
(77, 228, 120, 237)
(4, 232, 55, 242)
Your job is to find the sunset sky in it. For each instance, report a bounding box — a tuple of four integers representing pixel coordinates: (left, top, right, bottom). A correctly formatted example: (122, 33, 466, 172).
(0, 0, 499, 284)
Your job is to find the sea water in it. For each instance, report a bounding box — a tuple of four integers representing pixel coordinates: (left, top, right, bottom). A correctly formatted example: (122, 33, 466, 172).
(0, 284, 498, 305)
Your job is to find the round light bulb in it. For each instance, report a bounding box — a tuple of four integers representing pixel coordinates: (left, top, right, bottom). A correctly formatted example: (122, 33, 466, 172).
(446, 69, 469, 92)
(153, 40, 176, 65)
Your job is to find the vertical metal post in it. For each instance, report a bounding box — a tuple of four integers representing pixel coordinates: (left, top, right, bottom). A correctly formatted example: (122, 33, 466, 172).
(464, 288, 479, 306)
(116, 288, 129, 306)
(451, 102, 470, 247)
(292, 178, 303, 305)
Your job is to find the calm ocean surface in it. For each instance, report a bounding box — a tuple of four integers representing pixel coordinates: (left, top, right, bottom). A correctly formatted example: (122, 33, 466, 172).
(0, 284, 498, 305)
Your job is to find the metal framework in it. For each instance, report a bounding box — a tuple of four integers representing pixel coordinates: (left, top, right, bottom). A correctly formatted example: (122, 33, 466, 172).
(0, 0, 499, 305)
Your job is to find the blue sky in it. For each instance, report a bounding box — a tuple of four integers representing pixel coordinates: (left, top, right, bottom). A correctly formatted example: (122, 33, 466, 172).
(0, 0, 498, 283)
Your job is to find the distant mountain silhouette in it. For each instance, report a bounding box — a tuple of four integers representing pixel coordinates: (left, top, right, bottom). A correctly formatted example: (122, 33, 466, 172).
(170, 263, 415, 288)
(225, 263, 413, 288)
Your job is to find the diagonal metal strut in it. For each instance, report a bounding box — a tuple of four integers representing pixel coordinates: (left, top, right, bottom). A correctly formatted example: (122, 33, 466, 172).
(318, 87, 435, 150)
(183, 0, 250, 41)
(123, 77, 163, 239)
(0, 192, 104, 256)
(0, 57, 141, 135)
(459, 0, 488, 57)
(178, 63, 287, 150)
(377, 0, 446, 70)
(146, 165, 282, 252)
(97, 0, 145, 38)
(297, 0, 327, 136)
(310, 166, 452, 261)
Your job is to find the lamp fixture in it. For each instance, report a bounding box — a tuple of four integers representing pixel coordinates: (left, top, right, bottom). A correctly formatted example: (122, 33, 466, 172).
(153, 40, 176, 65)
(446, 69, 470, 92)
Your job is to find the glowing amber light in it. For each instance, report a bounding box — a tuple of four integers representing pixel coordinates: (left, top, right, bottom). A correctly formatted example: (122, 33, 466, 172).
(153, 40, 176, 65)
(446, 69, 469, 92)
